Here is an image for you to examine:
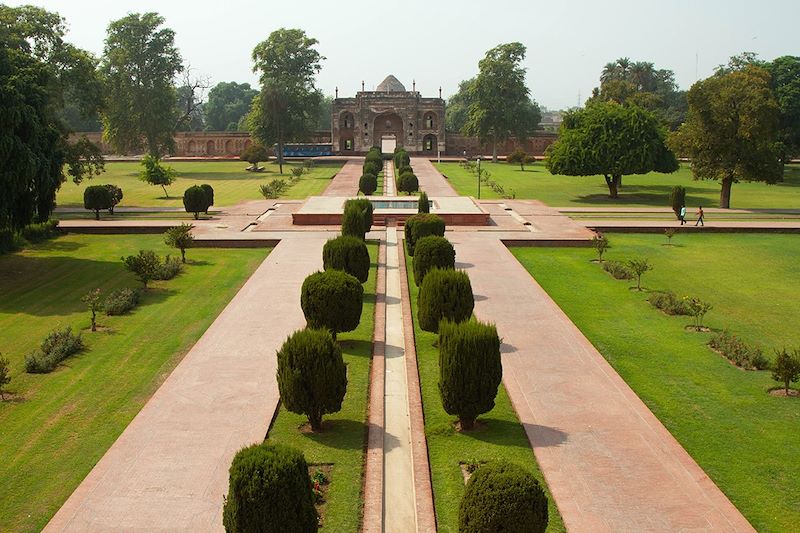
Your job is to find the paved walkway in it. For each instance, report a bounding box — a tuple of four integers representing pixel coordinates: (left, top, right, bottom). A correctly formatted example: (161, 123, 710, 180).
(323, 159, 364, 196)
(383, 160, 396, 196)
(451, 233, 754, 532)
(581, 219, 800, 232)
(382, 226, 417, 532)
(45, 234, 327, 532)
(411, 157, 458, 197)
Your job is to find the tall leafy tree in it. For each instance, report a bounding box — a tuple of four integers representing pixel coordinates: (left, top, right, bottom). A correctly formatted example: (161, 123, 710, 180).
(205, 81, 258, 131)
(445, 78, 475, 133)
(765, 56, 800, 162)
(316, 94, 333, 130)
(248, 28, 324, 173)
(100, 12, 183, 156)
(591, 57, 686, 130)
(669, 66, 782, 208)
(546, 102, 678, 198)
(464, 43, 541, 161)
(0, 5, 104, 230)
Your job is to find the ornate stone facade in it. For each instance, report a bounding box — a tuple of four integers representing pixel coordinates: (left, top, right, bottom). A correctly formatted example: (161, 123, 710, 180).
(331, 75, 446, 155)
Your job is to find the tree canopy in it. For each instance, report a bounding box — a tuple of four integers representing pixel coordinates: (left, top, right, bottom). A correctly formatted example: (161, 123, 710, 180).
(669, 66, 782, 208)
(464, 42, 541, 161)
(546, 102, 678, 198)
(765, 56, 800, 161)
(205, 81, 258, 131)
(0, 5, 104, 230)
(445, 78, 475, 133)
(589, 57, 686, 130)
(100, 12, 183, 156)
(248, 28, 324, 173)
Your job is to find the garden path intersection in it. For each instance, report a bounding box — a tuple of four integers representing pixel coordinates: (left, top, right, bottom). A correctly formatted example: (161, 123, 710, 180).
(47, 160, 760, 532)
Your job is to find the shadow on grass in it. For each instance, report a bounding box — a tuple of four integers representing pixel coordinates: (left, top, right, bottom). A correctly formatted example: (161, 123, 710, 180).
(457, 417, 538, 448)
(301, 418, 366, 450)
(338, 338, 373, 357)
(34, 239, 86, 252)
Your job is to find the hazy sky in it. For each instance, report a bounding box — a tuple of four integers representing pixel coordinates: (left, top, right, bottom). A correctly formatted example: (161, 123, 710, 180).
(7, 0, 799, 109)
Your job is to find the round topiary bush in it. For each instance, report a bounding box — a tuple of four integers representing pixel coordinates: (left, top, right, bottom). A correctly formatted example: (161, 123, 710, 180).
(459, 461, 548, 533)
(277, 327, 347, 430)
(397, 165, 413, 176)
(412, 235, 455, 286)
(438, 319, 501, 429)
(418, 268, 473, 332)
(342, 198, 373, 237)
(363, 159, 382, 177)
(183, 185, 208, 219)
(341, 206, 365, 240)
(222, 442, 318, 533)
(301, 270, 364, 339)
(404, 213, 446, 256)
(394, 151, 410, 168)
(397, 172, 419, 195)
(83, 185, 113, 220)
(359, 173, 378, 196)
(200, 183, 214, 213)
(323, 235, 370, 283)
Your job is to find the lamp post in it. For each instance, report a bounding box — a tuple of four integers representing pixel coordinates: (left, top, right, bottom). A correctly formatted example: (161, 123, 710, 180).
(476, 156, 481, 199)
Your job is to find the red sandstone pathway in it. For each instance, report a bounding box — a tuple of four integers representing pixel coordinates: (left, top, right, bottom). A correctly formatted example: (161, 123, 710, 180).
(45, 234, 327, 532)
(323, 158, 363, 196)
(411, 157, 458, 197)
(451, 233, 754, 532)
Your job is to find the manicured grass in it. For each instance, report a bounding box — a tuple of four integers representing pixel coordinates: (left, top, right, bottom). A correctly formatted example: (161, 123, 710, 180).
(56, 160, 343, 208)
(404, 244, 565, 532)
(511, 234, 800, 532)
(436, 162, 800, 209)
(0, 234, 268, 532)
(264, 242, 378, 532)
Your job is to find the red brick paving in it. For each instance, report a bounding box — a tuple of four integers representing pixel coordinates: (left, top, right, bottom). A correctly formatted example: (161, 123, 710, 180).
(412, 157, 459, 197)
(323, 159, 364, 196)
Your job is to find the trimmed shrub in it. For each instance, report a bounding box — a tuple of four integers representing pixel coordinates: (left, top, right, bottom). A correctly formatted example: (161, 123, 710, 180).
(222, 443, 318, 532)
(709, 331, 770, 370)
(164, 223, 194, 263)
(359, 173, 378, 196)
(459, 461, 548, 533)
(153, 255, 182, 280)
(397, 165, 413, 176)
(363, 159, 382, 177)
(301, 270, 364, 339)
(240, 144, 270, 170)
(418, 268, 473, 332)
(413, 236, 455, 286)
(507, 148, 528, 170)
(105, 184, 123, 213)
(394, 150, 410, 168)
(397, 172, 419, 195)
(341, 206, 366, 240)
(438, 319, 502, 429)
(592, 234, 609, 262)
(670, 185, 686, 219)
(103, 288, 140, 315)
(0, 355, 10, 400)
(648, 291, 692, 315)
(772, 348, 800, 394)
(602, 260, 633, 280)
(21, 220, 59, 243)
(122, 250, 161, 288)
(200, 184, 214, 213)
(183, 185, 208, 219)
(25, 327, 84, 374)
(260, 178, 289, 199)
(323, 235, 370, 283)
(417, 191, 430, 214)
(84, 185, 113, 220)
(404, 213, 446, 256)
(276, 327, 347, 430)
(341, 198, 373, 239)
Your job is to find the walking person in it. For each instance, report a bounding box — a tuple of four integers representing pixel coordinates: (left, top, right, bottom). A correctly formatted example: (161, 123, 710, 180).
(679, 205, 687, 225)
(695, 206, 705, 226)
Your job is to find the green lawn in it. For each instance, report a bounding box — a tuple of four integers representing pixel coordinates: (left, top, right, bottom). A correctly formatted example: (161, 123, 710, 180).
(436, 162, 800, 209)
(0, 234, 268, 532)
(511, 234, 800, 532)
(404, 244, 565, 532)
(56, 160, 343, 208)
(264, 242, 378, 532)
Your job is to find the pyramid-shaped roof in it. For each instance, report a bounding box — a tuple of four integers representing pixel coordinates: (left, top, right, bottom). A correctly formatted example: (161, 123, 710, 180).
(376, 75, 406, 92)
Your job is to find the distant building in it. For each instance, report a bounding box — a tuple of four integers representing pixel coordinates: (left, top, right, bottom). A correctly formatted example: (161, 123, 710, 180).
(539, 111, 564, 133)
(331, 75, 446, 155)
